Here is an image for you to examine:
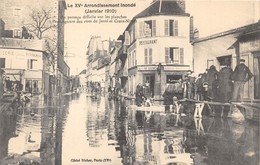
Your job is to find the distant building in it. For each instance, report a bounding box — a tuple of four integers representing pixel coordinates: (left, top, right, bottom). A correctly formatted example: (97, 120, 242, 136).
(86, 36, 115, 84)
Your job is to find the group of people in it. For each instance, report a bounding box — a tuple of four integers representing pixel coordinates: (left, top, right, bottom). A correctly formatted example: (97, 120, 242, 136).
(181, 59, 253, 117)
(4, 77, 31, 108)
(4, 77, 23, 92)
(186, 59, 253, 103)
(135, 82, 153, 107)
(108, 85, 120, 100)
(87, 81, 103, 96)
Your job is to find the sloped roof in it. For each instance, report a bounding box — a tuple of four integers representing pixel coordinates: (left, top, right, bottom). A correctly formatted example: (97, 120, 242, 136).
(79, 69, 86, 75)
(193, 21, 260, 44)
(134, 0, 190, 19)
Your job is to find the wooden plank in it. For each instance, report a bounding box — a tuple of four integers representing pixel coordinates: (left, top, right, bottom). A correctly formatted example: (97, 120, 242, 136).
(179, 98, 232, 106)
(128, 105, 165, 112)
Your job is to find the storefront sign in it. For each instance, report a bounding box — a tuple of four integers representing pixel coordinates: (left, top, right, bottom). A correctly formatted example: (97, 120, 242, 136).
(138, 66, 157, 71)
(164, 65, 190, 71)
(0, 49, 42, 58)
(139, 39, 157, 45)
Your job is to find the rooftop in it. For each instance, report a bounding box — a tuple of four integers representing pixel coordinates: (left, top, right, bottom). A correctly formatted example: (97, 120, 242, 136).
(134, 0, 190, 19)
(193, 21, 260, 44)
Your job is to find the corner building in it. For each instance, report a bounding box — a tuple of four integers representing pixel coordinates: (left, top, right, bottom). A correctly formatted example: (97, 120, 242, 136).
(120, 0, 193, 98)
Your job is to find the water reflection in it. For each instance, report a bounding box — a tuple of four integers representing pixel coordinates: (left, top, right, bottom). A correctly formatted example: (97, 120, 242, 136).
(0, 93, 259, 165)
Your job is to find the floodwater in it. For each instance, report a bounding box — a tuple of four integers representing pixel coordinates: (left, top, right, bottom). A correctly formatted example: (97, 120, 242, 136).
(0, 93, 259, 165)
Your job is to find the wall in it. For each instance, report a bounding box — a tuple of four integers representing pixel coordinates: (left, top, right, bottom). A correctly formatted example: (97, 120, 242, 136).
(0, 49, 43, 70)
(193, 33, 238, 75)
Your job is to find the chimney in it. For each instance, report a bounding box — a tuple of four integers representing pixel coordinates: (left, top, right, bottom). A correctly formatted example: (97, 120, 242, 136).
(194, 28, 199, 39)
(190, 16, 194, 42)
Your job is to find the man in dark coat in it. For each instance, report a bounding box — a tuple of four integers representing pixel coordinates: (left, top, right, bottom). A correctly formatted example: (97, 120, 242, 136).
(206, 65, 218, 100)
(219, 64, 233, 117)
(195, 73, 204, 100)
(231, 59, 253, 101)
(135, 83, 143, 106)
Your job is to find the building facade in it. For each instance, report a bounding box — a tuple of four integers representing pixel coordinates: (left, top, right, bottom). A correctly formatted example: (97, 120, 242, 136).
(0, 38, 49, 95)
(193, 21, 260, 102)
(86, 36, 118, 89)
(0, 0, 69, 96)
(118, 0, 193, 98)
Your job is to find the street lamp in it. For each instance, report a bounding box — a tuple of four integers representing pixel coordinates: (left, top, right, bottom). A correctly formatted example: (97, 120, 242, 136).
(157, 63, 163, 97)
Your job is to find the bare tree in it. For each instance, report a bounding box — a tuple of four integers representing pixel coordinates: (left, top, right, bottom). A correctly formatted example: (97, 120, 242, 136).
(44, 37, 57, 72)
(26, 7, 56, 39)
(25, 7, 58, 73)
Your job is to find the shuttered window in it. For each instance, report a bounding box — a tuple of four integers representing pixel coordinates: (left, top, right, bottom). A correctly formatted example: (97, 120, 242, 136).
(165, 19, 178, 36)
(165, 47, 184, 64)
(144, 48, 152, 64)
(180, 48, 184, 64)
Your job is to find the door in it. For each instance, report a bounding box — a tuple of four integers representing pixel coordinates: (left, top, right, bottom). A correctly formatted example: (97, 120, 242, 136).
(144, 74, 155, 97)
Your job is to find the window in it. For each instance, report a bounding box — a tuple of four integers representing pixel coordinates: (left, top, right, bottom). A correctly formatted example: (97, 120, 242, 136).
(144, 48, 152, 64)
(132, 51, 136, 67)
(25, 80, 40, 93)
(13, 8, 22, 17)
(128, 53, 132, 68)
(13, 29, 21, 38)
(27, 59, 37, 70)
(165, 47, 184, 64)
(129, 51, 136, 68)
(124, 31, 130, 45)
(139, 20, 156, 38)
(165, 19, 178, 36)
(0, 58, 5, 68)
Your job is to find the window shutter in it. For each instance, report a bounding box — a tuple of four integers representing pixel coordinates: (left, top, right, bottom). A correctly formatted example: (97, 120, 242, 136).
(139, 22, 143, 38)
(174, 49, 179, 63)
(124, 31, 130, 45)
(174, 20, 178, 36)
(27, 59, 30, 69)
(164, 20, 169, 36)
(135, 23, 138, 39)
(165, 48, 170, 63)
(128, 54, 131, 67)
(132, 52, 135, 67)
(144, 49, 148, 64)
(149, 48, 152, 64)
(180, 48, 184, 64)
(152, 20, 156, 37)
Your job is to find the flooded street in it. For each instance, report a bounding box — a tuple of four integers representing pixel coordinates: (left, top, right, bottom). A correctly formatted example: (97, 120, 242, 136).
(0, 93, 259, 165)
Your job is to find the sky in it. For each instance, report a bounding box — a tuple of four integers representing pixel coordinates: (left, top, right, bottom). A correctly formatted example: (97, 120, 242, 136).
(64, 0, 260, 75)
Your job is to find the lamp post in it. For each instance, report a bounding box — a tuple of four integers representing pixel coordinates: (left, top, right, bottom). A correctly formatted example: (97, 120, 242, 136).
(157, 63, 163, 97)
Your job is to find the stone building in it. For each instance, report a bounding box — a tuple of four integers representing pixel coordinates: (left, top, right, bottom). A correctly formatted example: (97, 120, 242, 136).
(117, 0, 194, 98)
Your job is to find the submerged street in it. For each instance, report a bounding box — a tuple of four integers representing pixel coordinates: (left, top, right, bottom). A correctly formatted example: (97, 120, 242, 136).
(0, 93, 259, 165)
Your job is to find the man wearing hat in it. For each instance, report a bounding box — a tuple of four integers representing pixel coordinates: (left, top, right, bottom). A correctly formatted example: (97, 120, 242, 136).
(231, 59, 253, 101)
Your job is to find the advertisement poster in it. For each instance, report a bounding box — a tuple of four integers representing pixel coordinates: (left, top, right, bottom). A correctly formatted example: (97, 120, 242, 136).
(0, 0, 259, 165)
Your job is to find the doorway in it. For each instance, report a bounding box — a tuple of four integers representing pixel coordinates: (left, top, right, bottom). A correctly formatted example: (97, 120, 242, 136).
(143, 74, 155, 97)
